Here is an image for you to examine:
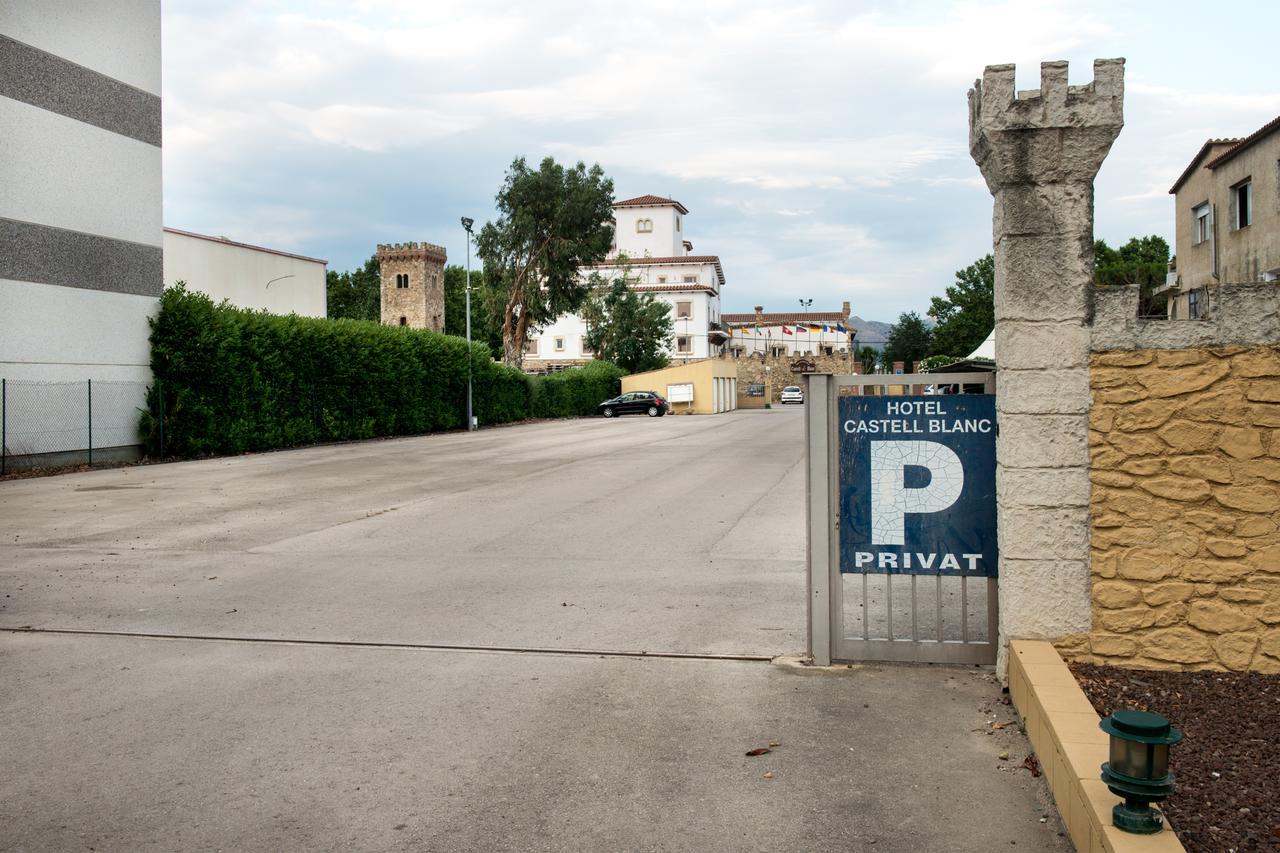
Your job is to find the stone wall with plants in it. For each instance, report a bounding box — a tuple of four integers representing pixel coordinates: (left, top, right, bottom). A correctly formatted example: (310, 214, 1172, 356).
(1057, 344, 1280, 672)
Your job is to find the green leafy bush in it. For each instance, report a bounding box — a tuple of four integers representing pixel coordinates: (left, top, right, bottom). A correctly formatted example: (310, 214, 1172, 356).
(531, 360, 625, 418)
(142, 286, 622, 458)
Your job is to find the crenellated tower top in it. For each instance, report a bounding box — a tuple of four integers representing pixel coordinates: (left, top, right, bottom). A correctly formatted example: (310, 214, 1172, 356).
(376, 242, 447, 263)
(969, 59, 1125, 188)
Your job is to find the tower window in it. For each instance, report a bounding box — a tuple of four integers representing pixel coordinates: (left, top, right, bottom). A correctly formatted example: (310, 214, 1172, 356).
(399, 316, 407, 326)
(395, 273, 409, 289)
(636, 218, 653, 233)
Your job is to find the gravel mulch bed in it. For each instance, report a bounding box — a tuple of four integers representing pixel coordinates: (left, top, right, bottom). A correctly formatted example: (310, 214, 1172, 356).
(1070, 663, 1280, 852)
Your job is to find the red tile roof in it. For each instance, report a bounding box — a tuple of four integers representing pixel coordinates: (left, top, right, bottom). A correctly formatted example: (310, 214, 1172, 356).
(613, 194, 689, 214)
(1205, 114, 1280, 170)
(630, 284, 718, 296)
(723, 312, 847, 324)
(1168, 138, 1240, 194)
(590, 255, 719, 266)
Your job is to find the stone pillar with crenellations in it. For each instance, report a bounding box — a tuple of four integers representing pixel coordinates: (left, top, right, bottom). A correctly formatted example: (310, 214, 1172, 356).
(377, 241, 447, 331)
(968, 59, 1125, 673)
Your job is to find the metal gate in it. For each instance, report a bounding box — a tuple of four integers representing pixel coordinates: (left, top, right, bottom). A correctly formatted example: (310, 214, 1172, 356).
(805, 372, 998, 666)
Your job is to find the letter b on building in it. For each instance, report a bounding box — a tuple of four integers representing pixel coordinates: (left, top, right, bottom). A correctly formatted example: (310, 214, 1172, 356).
(869, 441, 964, 545)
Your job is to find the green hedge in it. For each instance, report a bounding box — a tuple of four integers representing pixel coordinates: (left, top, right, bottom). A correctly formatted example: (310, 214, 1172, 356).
(531, 360, 627, 418)
(141, 286, 623, 458)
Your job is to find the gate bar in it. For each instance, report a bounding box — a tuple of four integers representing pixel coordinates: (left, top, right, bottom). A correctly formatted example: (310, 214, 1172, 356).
(805, 373, 833, 666)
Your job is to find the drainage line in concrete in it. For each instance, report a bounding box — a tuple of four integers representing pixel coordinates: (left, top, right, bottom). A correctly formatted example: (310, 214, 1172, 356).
(1, 626, 775, 663)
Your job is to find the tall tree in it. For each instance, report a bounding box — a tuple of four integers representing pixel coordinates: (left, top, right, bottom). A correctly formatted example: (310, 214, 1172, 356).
(326, 255, 380, 321)
(580, 270, 673, 374)
(882, 311, 933, 368)
(475, 157, 615, 368)
(928, 254, 993, 359)
(1095, 235, 1170, 318)
(443, 265, 501, 357)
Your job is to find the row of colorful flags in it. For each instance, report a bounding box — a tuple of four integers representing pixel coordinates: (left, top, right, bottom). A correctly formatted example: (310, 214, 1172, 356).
(728, 322, 849, 337)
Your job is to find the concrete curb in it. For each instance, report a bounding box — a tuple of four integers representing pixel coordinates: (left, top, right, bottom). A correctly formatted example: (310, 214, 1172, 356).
(1009, 640, 1186, 853)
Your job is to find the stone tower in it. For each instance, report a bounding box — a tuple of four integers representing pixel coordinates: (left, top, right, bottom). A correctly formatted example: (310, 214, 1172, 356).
(377, 242, 447, 331)
(968, 59, 1124, 669)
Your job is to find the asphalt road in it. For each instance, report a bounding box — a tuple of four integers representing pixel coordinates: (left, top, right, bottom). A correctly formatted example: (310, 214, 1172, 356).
(1, 408, 1069, 852)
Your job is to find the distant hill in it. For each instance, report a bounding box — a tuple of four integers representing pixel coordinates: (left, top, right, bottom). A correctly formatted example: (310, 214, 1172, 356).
(847, 316, 892, 350)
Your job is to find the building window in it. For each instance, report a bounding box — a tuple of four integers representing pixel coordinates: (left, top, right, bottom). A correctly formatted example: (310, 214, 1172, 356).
(399, 316, 407, 326)
(1233, 180, 1252, 229)
(676, 301, 692, 319)
(636, 218, 653, 233)
(554, 336, 565, 352)
(1192, 203, 1210, 245)
(657, 275, 667, 284)
(525, 338, 539, 355)
(676, 217, 681, 232)
(431, 274, 438, 289)
(581, 336, 593, 355)
(1188, 288, 1202, 320)
(395, 273, 409, 289)
(682, 274, 697, 284)
(676, 336, 691, 353)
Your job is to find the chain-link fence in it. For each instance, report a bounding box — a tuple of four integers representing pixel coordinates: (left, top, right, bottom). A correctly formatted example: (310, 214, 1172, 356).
(1, 379, 156, 474)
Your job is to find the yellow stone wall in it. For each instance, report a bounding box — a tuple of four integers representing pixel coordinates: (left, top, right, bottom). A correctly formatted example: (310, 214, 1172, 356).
(1058, 345, 1280, 672)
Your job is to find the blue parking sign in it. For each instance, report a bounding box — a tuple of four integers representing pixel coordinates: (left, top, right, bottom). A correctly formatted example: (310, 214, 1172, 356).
(838, 395, 997, 576)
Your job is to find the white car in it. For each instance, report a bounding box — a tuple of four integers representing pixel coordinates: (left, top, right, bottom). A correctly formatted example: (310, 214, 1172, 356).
(780, 385, 804, 404)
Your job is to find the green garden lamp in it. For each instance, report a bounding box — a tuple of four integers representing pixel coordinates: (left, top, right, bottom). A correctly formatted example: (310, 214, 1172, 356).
(1099, 709, 1183, 834)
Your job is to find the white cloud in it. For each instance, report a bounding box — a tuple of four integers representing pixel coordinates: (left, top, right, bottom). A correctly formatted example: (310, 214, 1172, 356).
(161, 0, 1280, 320)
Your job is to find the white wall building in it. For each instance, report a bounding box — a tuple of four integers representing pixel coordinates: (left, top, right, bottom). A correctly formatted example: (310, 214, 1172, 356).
(721, 305, 856, 357)
(163, 228, 328, 318)
(1, 1, 162, 466)
(523, 195, 728, 370)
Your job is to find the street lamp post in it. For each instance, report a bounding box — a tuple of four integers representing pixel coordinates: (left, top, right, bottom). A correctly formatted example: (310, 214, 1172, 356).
(461, 217, 475, 431)
(798, 298, 813, 355)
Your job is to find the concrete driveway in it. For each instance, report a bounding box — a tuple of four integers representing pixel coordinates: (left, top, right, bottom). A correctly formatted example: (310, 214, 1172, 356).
(1, 408, 1069, 851)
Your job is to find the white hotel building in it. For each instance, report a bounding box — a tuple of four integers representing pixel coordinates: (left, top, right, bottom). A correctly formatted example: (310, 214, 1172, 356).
(523, 195, 728, 371)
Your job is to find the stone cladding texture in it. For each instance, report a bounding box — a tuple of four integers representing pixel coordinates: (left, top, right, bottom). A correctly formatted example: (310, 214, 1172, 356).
(1056, 345, 1280, 673)
(729, 353, 862, 402)
(378, 243, 446, 332)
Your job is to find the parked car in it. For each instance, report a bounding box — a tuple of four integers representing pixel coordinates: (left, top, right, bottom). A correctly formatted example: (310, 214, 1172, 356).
(780, 385, 805, 404)
(597, 391, 668, 418)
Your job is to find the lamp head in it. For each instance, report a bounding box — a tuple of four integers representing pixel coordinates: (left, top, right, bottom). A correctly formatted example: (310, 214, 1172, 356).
(461, 217, 474, 233)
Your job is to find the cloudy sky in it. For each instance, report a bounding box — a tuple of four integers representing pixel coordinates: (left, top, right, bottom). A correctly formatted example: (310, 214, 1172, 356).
(161, 0, 1280, 322)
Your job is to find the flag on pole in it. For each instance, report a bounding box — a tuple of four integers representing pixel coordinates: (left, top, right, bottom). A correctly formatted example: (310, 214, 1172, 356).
(782, 325, 793, 335)
(836, 322, 847, 333)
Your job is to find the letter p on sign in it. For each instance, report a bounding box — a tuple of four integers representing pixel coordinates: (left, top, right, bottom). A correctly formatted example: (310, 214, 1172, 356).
(869, 441, 964, 545)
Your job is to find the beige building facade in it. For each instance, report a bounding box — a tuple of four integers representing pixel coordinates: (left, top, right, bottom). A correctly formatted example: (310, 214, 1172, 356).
(620, 358, 738, 415)
(1166, 116, 1280, 318)
(378, 242, 446, 331)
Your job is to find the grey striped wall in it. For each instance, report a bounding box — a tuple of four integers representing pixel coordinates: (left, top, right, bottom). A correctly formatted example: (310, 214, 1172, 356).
(0, 4, 163, 299)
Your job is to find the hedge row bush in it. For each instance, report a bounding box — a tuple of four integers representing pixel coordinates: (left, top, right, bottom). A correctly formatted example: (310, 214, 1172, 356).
(142, 286, 624, 458)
